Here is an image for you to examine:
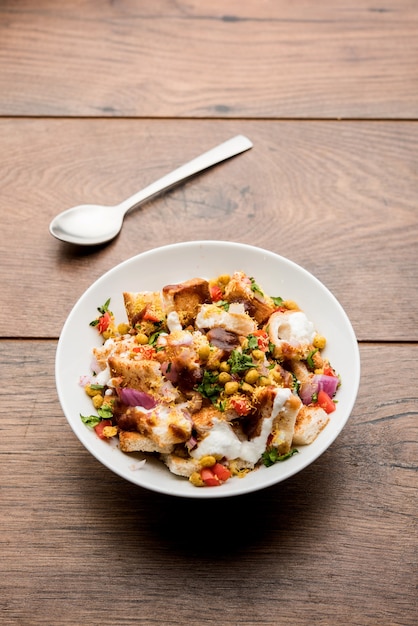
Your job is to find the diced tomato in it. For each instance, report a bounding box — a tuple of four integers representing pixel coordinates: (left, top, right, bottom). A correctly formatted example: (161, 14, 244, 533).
(94, 419, 113, 439)
(132, 345, 156, 359)
(317, 390, 336, 414)
(200, 467, 221, 486)
(142, 305, 160, 322)
(230, 396, 252, 416)
(97, 311, 111, 333)
(212, 463, 232, 482)
(323, 365, 337, 377)
(210, 284, 223, 302)
(253, 329, 269, 351)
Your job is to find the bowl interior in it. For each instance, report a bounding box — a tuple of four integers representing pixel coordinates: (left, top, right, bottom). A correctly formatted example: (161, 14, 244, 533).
(56, 241, 360, 498)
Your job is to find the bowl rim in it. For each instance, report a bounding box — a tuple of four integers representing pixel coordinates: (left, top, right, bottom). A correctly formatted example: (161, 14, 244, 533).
(56, 240, 361, 498)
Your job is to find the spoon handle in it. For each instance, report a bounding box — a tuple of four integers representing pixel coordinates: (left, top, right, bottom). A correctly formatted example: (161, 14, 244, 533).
(117, 135, 253, 214)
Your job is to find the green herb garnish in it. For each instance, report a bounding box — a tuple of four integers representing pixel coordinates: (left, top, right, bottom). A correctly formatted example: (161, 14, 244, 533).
(261, 447, 299, 467)
(89, 298, 112, 327)
(250, 277, 264, 296)
(291, 373, 300, 394)
(246, 335, 259, 351)
(196, 370, 223, 401)
(228, 349, 255, 374)
(215, 300, 230, 311)
(80, 402, 113, 428)
(97, 406, 113, 419)
(272, 296, 284, 307)
(80, 414, 101, 428)
(148, 330, 164, 346)
(307, 348, 318, 369)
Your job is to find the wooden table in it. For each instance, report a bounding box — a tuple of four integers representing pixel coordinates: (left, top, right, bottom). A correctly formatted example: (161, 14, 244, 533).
(1, 2, 417, 625)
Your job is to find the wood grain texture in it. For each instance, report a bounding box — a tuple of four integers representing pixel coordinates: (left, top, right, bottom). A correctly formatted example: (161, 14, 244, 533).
(0, 0, 417, 118)
(0, 340, 416, 626)
(1, 3, 417, 625)
(0, 118, 417, 340)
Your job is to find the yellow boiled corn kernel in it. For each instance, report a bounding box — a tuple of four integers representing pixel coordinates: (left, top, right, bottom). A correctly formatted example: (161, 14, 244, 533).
(218, 371, 232, 385)
(117, 323, 130, 335)
(258, 376, 270, 386)
(198, 344, 211, 361)
(92, 394, 104, 409)
(189, 471, 205, 487)
(102, 426, 118, 438)
(283, 300, 299, 310)
(241, 382, 254, 394)
(199, 455, 217, 468)
(217, 274, 230, 286)
(244, 369, 259, 385)
(224, 381, 239, 395)
(313, 334, 326, 349)
(85, 384, 102, 397)
(251, 349, 265, 361)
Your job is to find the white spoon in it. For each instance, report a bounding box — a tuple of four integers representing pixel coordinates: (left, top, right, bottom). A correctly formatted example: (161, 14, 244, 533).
(49, 135, 253, 246)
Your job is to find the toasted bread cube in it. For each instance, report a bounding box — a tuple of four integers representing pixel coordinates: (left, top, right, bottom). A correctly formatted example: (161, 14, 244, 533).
(270, 391, 302, 454)
(292, 405, 330, 445)
(119, 431, 174, 454)
(195, 302, 257, 336)
(161, 453, 201, 477)
(123, 291, 164, 328)
(192, 405, 227, 435)
(108, 356, 163, 394)
(224, 271, 276, 324)
(162, 278, 211, 327)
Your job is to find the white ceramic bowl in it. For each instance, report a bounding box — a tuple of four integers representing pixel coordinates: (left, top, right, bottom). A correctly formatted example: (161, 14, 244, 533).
(56, 241, 360, 498)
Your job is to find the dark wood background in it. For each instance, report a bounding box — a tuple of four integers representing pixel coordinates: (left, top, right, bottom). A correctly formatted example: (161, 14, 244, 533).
(0, 2, 416, 625)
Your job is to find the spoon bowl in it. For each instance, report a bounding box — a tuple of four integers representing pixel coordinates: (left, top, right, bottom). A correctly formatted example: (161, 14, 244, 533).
(49, 204, 124, 246)
(49, 135, 253, 246)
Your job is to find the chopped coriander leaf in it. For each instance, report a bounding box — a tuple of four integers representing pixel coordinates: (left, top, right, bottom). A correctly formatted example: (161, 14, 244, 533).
(90, 298, 112, 326)
(250, 277, 264, 296)
(216, 399, 227, 412)
(272, 296, 284, 307)
(261, 447, 298, 467)
(196, 370, 223, 400)
(80, 414, 101, 428)
(292, 373, 300, 393)
(228, 349, 255, 374)
(307, 348, 319, 369)
(148, 330, 164, 346)
(246, 335, 259, 351)
(98, 406, 113, 419)
(216, 300, 230, 311)
(98, 298, 111, 315)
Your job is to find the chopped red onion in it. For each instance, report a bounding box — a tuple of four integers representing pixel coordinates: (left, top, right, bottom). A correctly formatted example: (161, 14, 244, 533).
(117, 387, 157, 409)
(299, 380, 318, 405)
(186, 435, 197, 451)
(161, 361, 178, 383)
(299, 374, 339, 405)
(90, 357, 100, 374)
(315, 374, 339, 398)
